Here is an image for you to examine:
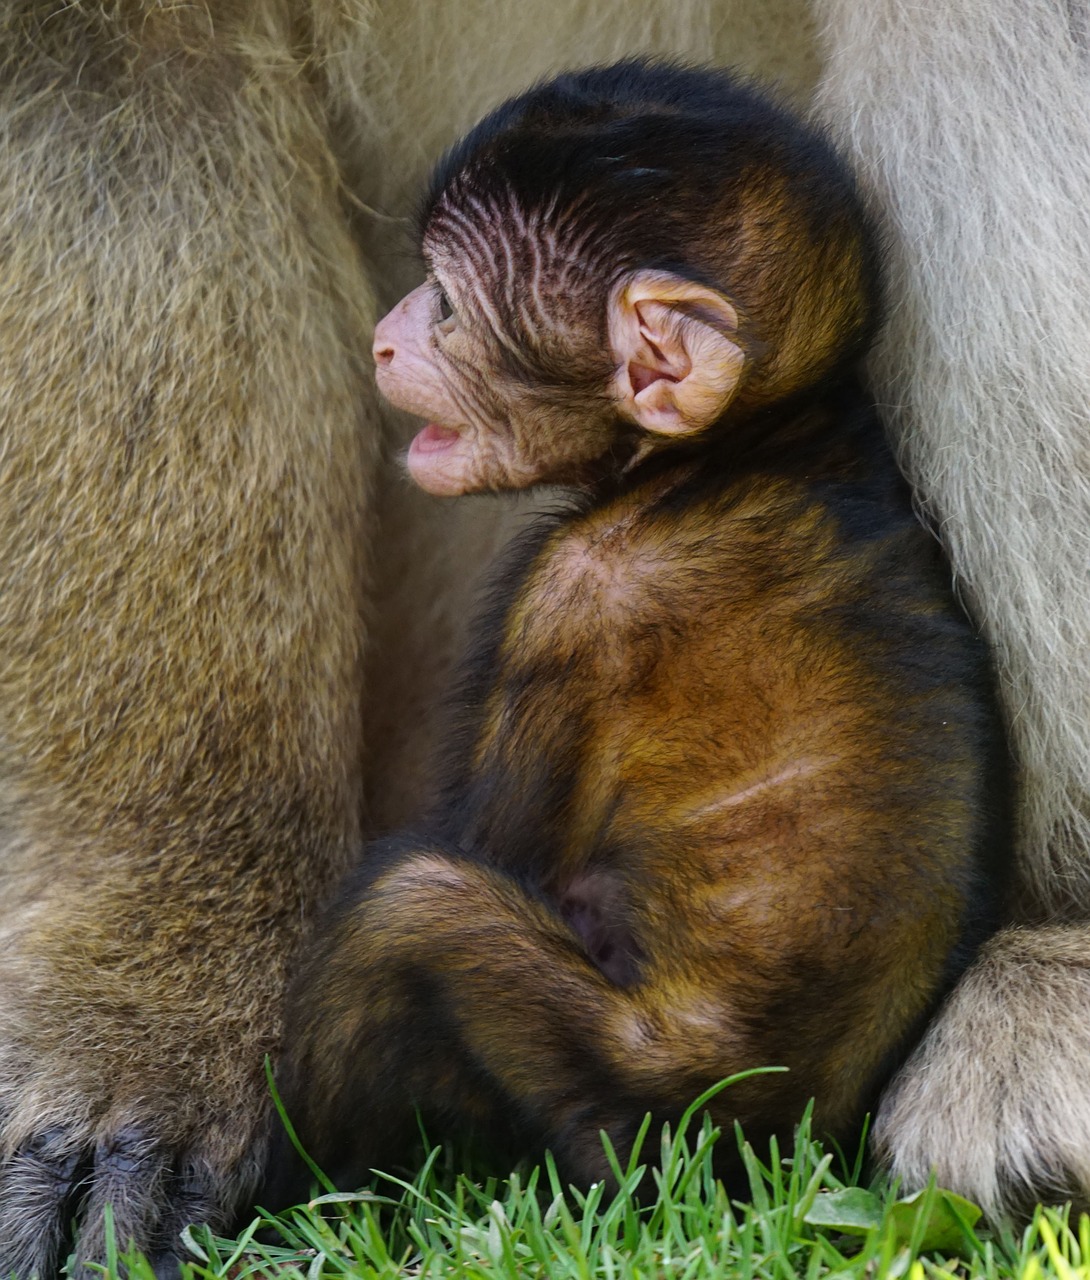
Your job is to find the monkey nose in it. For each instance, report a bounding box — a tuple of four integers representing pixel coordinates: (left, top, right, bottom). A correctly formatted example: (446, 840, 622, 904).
(373, 336, 395, 366)
(372, 312, 398, 365)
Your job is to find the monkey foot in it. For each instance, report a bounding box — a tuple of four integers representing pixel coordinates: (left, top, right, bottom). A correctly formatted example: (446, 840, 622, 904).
(0, 1118, 256, 1278)
(875, 923, 1090, 1218)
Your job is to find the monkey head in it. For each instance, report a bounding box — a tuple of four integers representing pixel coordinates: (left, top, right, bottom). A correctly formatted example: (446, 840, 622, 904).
(373, 60, 881, 496)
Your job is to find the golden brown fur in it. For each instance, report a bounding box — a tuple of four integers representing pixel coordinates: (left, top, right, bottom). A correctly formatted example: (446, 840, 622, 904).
(267, 63, 1007, 1204)
(271, 398, 1006, 1201)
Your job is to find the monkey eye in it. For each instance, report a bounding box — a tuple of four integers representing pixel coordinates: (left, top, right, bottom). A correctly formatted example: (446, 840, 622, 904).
(435, 286, 457, 332)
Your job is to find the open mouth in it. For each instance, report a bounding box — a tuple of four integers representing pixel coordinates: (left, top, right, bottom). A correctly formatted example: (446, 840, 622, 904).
(409, 423, 463, 455)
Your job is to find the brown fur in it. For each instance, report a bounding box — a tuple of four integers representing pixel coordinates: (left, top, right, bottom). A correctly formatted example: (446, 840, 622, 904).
(0, 3, 377, 1272)
(271, 402, 1006, 1200)
(268, 64, 1007, 1204)
(6, 0, 1081, 1256)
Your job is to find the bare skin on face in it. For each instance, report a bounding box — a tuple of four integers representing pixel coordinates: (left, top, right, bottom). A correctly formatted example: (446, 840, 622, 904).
(373, 282, 482, 495)
(373, 269, 746, 495)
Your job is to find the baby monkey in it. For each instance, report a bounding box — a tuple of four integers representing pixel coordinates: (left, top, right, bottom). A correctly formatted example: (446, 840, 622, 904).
(269, 61, 1008, 1199)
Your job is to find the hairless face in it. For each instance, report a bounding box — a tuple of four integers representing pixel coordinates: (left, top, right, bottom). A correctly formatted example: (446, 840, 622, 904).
(374, 266, 744, 494)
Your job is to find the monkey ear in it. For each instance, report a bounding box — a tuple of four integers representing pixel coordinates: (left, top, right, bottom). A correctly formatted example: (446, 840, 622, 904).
(608, 270, 745, 436)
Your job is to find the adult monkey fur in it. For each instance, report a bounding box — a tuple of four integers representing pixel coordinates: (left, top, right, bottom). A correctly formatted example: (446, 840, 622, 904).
(814, 0, 1090, 1217)
(268, 60, 1008, 1203)
(0, 0, 1084, 1269)
(0, 2, 783, 1274)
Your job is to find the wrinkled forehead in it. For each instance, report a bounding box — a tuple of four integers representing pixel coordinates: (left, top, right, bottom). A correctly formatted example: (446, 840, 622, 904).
(424, 179, 609, 299)
(424, 179, 615, 385)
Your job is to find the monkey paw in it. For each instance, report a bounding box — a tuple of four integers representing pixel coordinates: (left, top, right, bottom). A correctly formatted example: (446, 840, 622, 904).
(0, 917, 274, 1280)
(874, 924, 1090, 1218)
(0, 1089, 267, 1278)
(0, 1091, 266, 1278)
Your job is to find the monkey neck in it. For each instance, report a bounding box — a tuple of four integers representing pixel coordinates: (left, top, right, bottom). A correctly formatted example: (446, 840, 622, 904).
(589, 372, 880, 505)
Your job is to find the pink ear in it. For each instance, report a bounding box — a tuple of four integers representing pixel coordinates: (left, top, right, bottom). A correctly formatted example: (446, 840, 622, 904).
(608, 271, 745, 436)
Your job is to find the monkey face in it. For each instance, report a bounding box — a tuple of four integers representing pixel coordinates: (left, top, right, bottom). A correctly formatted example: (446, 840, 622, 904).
(371, 57, 882, 499)
(373, 274, 607, 495)
(372, 278, 499, 496)
(373, 264, 747, 497)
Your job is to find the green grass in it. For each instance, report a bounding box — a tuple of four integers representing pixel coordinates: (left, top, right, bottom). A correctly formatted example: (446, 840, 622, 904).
(101, 1085, 1090, 1280)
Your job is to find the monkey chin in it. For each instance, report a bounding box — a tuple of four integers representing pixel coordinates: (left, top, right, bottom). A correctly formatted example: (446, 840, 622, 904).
(406, 423, 472, 496)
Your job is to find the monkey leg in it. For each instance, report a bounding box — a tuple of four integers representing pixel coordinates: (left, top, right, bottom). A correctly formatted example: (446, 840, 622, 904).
(875, 924, 1090, 1218)
(0, 868, 315, 1278)
(269, 839, 764, 1207)
(0, 5, 377, 1274)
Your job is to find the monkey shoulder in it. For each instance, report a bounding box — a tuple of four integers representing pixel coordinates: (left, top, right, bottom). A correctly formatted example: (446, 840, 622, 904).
(433, 443, 1003, 920)
(506, 450, 942, 652)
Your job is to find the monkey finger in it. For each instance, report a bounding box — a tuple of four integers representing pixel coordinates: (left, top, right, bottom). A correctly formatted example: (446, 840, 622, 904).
(0, 1126, 84, 1279)
(71, 1125, 173, 1275)
(151, 1154, 222, 1264)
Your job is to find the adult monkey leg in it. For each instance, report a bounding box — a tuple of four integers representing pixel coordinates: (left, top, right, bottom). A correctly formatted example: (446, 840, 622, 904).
(0, 4, 374, 1273)
(814, 0, 1090, 1215)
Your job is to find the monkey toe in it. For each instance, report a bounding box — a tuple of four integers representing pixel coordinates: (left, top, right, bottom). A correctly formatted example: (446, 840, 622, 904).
(0, 1127, 84, 1278)
(875, 926, 1090, 1219)
(0, 1121, 240, 1278)
(71, 1125, 174, 1274)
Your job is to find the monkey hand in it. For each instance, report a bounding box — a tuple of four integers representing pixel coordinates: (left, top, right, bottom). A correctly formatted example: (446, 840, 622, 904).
(874, 924, 1090, 1218)
(0, 883, 284, 1278)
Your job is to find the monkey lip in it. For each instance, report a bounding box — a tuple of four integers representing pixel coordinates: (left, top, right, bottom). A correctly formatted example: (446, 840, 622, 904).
(410, 423, 463, 454)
